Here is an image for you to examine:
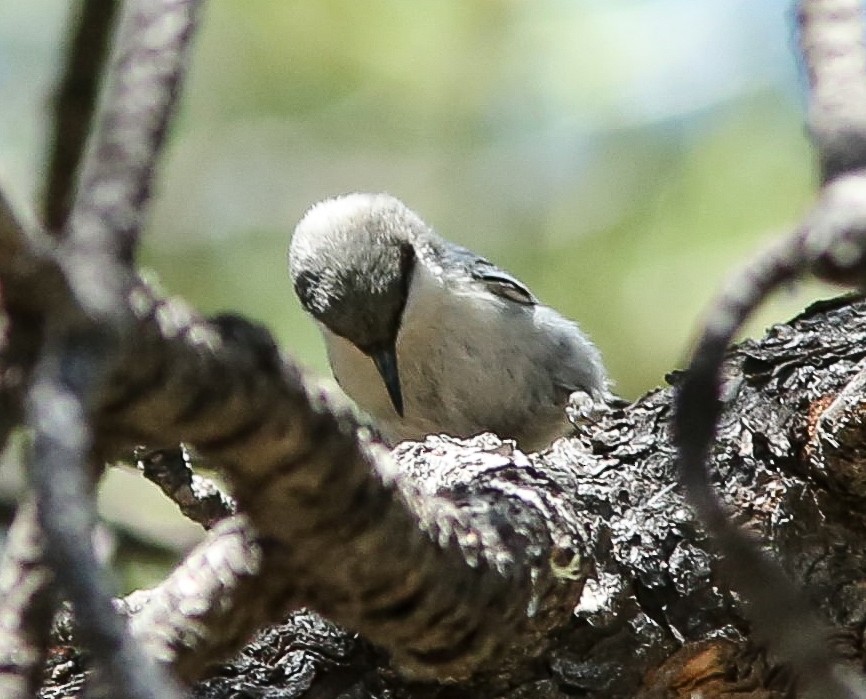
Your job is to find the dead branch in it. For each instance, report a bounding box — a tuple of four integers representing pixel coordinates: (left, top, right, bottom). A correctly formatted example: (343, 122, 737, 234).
(134, 446, 236, 529)
(42, 0, 121, 234)
(20, 0, 203, 697)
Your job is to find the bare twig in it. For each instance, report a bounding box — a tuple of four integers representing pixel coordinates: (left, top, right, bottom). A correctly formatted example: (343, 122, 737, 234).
(60, 0, 203, 314)
(675, 181, 866, 699)
(125, 515, 264, 679)
(42, 0, 121, 234)
(135, 445, 236, 528)
(28, 339, 183, 699)
(800, 0, 866, 183)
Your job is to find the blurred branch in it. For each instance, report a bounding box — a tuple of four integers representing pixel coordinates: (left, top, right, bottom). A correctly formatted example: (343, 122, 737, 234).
(0, 187, 592, 685)
(0, 195, 58, 699)
(42, 0, 120, 234)
(60, 0, 203, 311)
(3, 100, 576, 699)
(11, 0, 866, 696)
(674, 2, 866, 697)
(29, 355, 183, 699)
(800, 0, 866, 183)
(0, 499, 55, 699)
(124, 515, 265, 680)
(50, 514, 262, 681)
(101, 304, 584, 682)
(25, 0, 203, 697)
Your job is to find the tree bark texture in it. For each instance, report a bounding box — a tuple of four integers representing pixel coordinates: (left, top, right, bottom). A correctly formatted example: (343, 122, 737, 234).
(35, 294, 866, 698)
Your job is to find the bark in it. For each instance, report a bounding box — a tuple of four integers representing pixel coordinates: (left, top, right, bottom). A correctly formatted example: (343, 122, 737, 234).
(16, 0, 202, 696)
(0, 500, 55, 699)
(41, 0, 120, 234)
(35, 293, 866, 698)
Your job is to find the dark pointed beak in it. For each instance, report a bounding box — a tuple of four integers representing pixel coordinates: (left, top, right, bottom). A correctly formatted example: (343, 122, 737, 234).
(371, 346, 404, 417)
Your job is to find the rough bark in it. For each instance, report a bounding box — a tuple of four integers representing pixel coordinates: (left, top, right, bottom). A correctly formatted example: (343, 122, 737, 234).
(6, 0, 202, 696)
(41, 0, 120, 234)
(32, 294, 866, 698)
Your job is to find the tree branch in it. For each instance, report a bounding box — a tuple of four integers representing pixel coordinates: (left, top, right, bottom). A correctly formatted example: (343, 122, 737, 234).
(673, 1, 866, 696)
(101, 304, 590, 681)
(0, 499, 55, 699)
(34, 295, 866, 698)
(135, 445, 236, 528)
(60, 0, 202, 312)
(800, 0, 866, 183)
(1, 183, 594, 683)
(21, 0, 203, 696)
(42, 0, 121, 234)
(7, 1, 866, 697)
(28, 335, 182, 699)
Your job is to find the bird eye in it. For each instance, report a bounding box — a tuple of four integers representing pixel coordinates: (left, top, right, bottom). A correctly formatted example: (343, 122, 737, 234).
(399, 243, 416, 290)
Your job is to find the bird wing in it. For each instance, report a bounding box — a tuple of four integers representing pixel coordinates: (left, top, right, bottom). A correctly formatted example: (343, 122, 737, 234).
(473, 264, 538, 305)
(437, 242, 538, 306)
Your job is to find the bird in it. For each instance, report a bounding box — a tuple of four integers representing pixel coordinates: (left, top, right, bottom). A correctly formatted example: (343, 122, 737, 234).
(288, 192, 615, 452)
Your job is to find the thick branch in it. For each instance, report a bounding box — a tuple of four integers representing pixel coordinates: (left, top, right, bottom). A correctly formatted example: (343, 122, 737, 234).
(38, 297, 866, 698)
(1, 189, 592, 683)
(100, 305, 588, 681)
(11, 2, 866, 696)
(671, 3, 866, 695)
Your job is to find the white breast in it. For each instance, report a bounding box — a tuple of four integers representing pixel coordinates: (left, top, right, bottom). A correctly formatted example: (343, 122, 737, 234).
(321, 263, 605, 450)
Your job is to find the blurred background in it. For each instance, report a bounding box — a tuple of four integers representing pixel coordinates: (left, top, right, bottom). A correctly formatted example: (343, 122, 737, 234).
(0, 0, 835, 588)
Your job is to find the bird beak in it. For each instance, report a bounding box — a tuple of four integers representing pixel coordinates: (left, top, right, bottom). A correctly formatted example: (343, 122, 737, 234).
(371, 346, 404, 417)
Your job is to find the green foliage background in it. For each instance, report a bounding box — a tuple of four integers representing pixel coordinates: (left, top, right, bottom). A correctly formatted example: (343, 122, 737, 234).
(136, 0, 825, 399)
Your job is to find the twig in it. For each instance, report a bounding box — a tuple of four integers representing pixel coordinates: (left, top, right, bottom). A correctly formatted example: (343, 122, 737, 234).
(28, 341, 182, 699)
(42, 0, 121, 234)
(800, 0, 866, 183)
(60, 0, 203, 315)
(135, 445, 236, 528)
(125, 515, 263, 679)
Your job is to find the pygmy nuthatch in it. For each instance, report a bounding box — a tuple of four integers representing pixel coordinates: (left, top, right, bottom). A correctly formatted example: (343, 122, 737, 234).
(289, 193, 615, 451)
